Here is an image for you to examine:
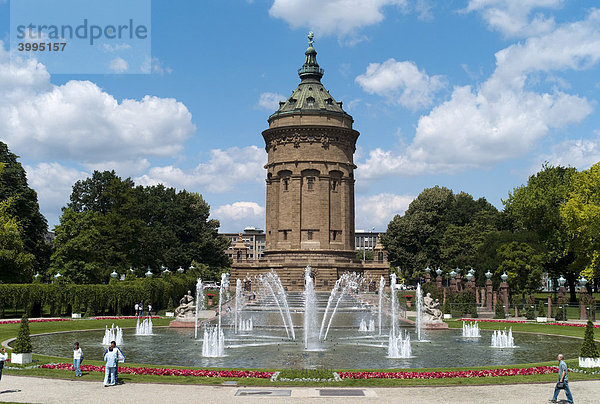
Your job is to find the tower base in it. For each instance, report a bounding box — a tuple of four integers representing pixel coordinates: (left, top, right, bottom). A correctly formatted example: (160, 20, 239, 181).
(231, 250, 389, 291)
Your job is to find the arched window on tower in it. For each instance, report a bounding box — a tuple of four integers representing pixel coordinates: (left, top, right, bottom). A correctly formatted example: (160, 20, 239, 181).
(306, 96, 315, 107)
(307, 177, 314, 190)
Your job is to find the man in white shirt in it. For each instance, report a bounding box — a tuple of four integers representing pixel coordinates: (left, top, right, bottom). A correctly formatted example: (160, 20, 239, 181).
(0, 348, 8, 382)
(104, 341, 125, 383)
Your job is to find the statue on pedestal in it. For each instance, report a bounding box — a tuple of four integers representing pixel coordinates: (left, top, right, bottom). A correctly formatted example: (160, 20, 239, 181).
(423, 292, 443, 322)
(175, 290, 196, 320)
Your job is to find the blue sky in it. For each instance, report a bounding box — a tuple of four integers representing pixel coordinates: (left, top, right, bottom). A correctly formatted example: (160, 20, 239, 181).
(1, 0, 600, 232)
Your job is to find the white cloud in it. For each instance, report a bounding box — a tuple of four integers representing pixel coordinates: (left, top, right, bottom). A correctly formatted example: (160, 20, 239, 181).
(257, 92, 286, 111)
(355, 59, 445, 110)
(103, 43, 132, 52)
(24, 162, 89, 227)
(0, 43, 194, 164)
(212, 201, 265, 232)
(536, 133, 600, 171)
(356, 193, 414, 229)
(269, 0, 407, 37)
(83, 159, 151, 177)
(135, 146, 266, 193)
(358, 10, 600, 179)
(109, 57, 128, 73)
(465, 0, 563, 37)
(140, 57, 173, 75)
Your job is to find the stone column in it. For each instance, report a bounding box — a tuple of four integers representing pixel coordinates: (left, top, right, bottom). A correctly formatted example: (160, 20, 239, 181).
(442, 287, 447, 305)
(493, 292, 497, 308)
(450, 278, 457, 292)
(425, 273, 431, 283)
(475, 287, 480, 305)
(547, 296, 552, 319)
(580, 287, 588, 320)
(486, 280, 493, 310)
(558, 285, 566, 300)
(436, 275, 442, 289)
(499, 281, 509, 315)
(514, 305, 519, 317)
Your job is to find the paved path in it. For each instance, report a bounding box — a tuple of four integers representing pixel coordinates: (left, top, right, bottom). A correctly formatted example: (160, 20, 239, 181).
(0, 375, 596, 403)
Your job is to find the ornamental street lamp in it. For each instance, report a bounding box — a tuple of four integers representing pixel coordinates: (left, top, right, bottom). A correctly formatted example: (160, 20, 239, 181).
(189, 264, 195, 271)
(54, 272, 61, 279)
(110, 270, 118, 279)
(579, 276, 588, 287)
(425, 266, 431, 274)
(466, 272, 474, 282)
(500, 272, 509, 282)
(177, 266, 185, 274)
(145, 267, 153, 278)
(450, 270, 457, 279)
(557, 275, 566, 287)
(162, 267, 171, 275)
(485, 270, 493, 280)
(436, 267, 442, 277)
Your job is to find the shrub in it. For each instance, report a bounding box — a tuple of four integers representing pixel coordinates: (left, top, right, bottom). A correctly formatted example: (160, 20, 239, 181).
(13, 314, 32, 354)
(525, 305, 535, 320)
(580, 319, 600, 358)
(494, 302, 505, 319)
(537, 302, 546, 317)
(555, 299, 567, 321)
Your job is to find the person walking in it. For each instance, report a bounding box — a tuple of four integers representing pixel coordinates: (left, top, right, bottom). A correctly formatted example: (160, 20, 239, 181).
(104, 341, 125, 384)
(103, 346, 118, 386)
(147, 302, 152, 316)
(139, 301, 144, 316)
(0, 348, 8, 383)
(73, 342, 83, 377)
(550, 354, 573, 403)
(134, 303, 139, 317)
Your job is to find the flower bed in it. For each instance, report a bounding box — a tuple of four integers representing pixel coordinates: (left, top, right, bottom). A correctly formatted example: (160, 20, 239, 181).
(546, 322, 600, 329)
(0, 318, 72, 325)
(91, 316, 161, 320)
(338, 366, 557, 380)
(40, 363, 274, 378)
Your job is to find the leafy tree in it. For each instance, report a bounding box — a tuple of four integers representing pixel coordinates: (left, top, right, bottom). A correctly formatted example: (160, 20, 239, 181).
(0, 142, 50, 279)
(0, 195, 35, 282)
(560, 162, 600, 281)
(580, 319, 600, 358)
(14, 314, 32, 353)
(383, 186, 499, 281)
(504, 163, 578, 301)
(496, 241, 543, 298)
(51, 171, 230, 283)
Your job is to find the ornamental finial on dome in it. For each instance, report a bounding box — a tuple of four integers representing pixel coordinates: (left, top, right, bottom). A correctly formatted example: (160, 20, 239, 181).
(298, 31, 324, 81)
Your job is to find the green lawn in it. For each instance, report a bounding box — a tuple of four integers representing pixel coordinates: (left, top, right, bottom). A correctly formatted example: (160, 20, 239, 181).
(1, 318, 599, 387)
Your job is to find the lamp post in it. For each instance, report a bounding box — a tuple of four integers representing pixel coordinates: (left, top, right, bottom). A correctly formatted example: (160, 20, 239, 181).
(424, 266, 431, 283)
(499, 272, 509, 316)
(449, 269, 457, 292)
(579, 276, 588, 320)
(110, 270, 118, 279)
(557, 275, 567, 299)
(177, 266, 185, 274)
(145, 267, 153, 278)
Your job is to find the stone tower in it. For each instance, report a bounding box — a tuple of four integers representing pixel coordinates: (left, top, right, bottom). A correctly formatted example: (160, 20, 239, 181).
(263, 31, 356, 259)
(231, 33, 388, 290)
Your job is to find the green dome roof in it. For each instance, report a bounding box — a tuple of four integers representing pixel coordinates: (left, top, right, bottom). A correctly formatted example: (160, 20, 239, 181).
(269, 32, 352, 122)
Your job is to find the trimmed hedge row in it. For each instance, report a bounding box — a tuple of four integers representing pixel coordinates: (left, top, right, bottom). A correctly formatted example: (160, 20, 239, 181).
(0, 274, 200, 318)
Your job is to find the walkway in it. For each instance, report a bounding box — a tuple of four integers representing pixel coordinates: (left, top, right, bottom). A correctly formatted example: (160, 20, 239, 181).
(0, 375, 597, 403)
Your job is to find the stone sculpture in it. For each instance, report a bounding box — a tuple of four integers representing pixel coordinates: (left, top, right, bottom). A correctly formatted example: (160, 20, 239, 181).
(423, 292, 443, 322)
(175, 290, 196, 320)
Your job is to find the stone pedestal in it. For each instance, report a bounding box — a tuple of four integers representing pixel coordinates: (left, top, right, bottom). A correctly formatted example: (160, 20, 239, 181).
(436, 276, 442, 289)
(475, 286, 480, 305)
(450, 278, 458, 292)
(580, 289, 588, 320)
(425, 273, 431, 283)
(514, 305, 518, 317)
(486, 280, 493, 310)
(493, 291, 498, 308)
(558, 286, 566, 300)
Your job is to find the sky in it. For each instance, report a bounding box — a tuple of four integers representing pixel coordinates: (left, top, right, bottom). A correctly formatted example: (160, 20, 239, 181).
(1, 0, 600, 233)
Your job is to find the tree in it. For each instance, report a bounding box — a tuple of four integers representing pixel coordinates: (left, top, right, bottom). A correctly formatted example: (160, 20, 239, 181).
(0, 195, 35, 282)
(0, 142, 50, 279)
(51, 171, 230, 283)
(496, 241, 543, 298)
(14, 314, 32, 354)
(504, 163, 578, 301)
(580, 319, 600, 358)
(383, 186, 499, 281)
(560, 162, 600, 282)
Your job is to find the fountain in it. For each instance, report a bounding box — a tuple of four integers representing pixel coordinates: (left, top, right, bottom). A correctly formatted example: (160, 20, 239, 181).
(303, 266, 319, 350)
(194, 277, 203, 339)
(136, 318, 153, 335)
(202, 326, 225, 357)
(388, 330, 412, 358)
(462, 321, 481, 338)
(415, 283, 426, 341)
(491, 328, 515, 348)
(359, 318, 375, 332)
(378, 275, 385, 335)
(238, 318, 253, 332)
(320, 272, 361, 341)
(234, 278, 243, 334)
(256, 272, 296, 340)
(102, 324, 123, 346)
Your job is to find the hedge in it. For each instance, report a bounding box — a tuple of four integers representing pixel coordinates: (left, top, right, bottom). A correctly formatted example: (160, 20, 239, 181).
(0, 273, 201, 318)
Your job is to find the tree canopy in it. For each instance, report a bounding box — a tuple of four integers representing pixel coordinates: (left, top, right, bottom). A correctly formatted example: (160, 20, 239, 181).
(0, 142, 50, 280)
(50, 171, 230, 283)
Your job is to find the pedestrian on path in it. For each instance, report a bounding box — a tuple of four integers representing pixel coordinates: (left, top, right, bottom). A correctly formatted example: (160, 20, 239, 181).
(103, 346, 118, 386)
(73, 342, 83, 377)
(104, 341, 125, 384)
(0, 348, 8, 383)
(134, 303, 139, 317)
(148, 302, 152, 316)
(550, 354, 573, 403)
